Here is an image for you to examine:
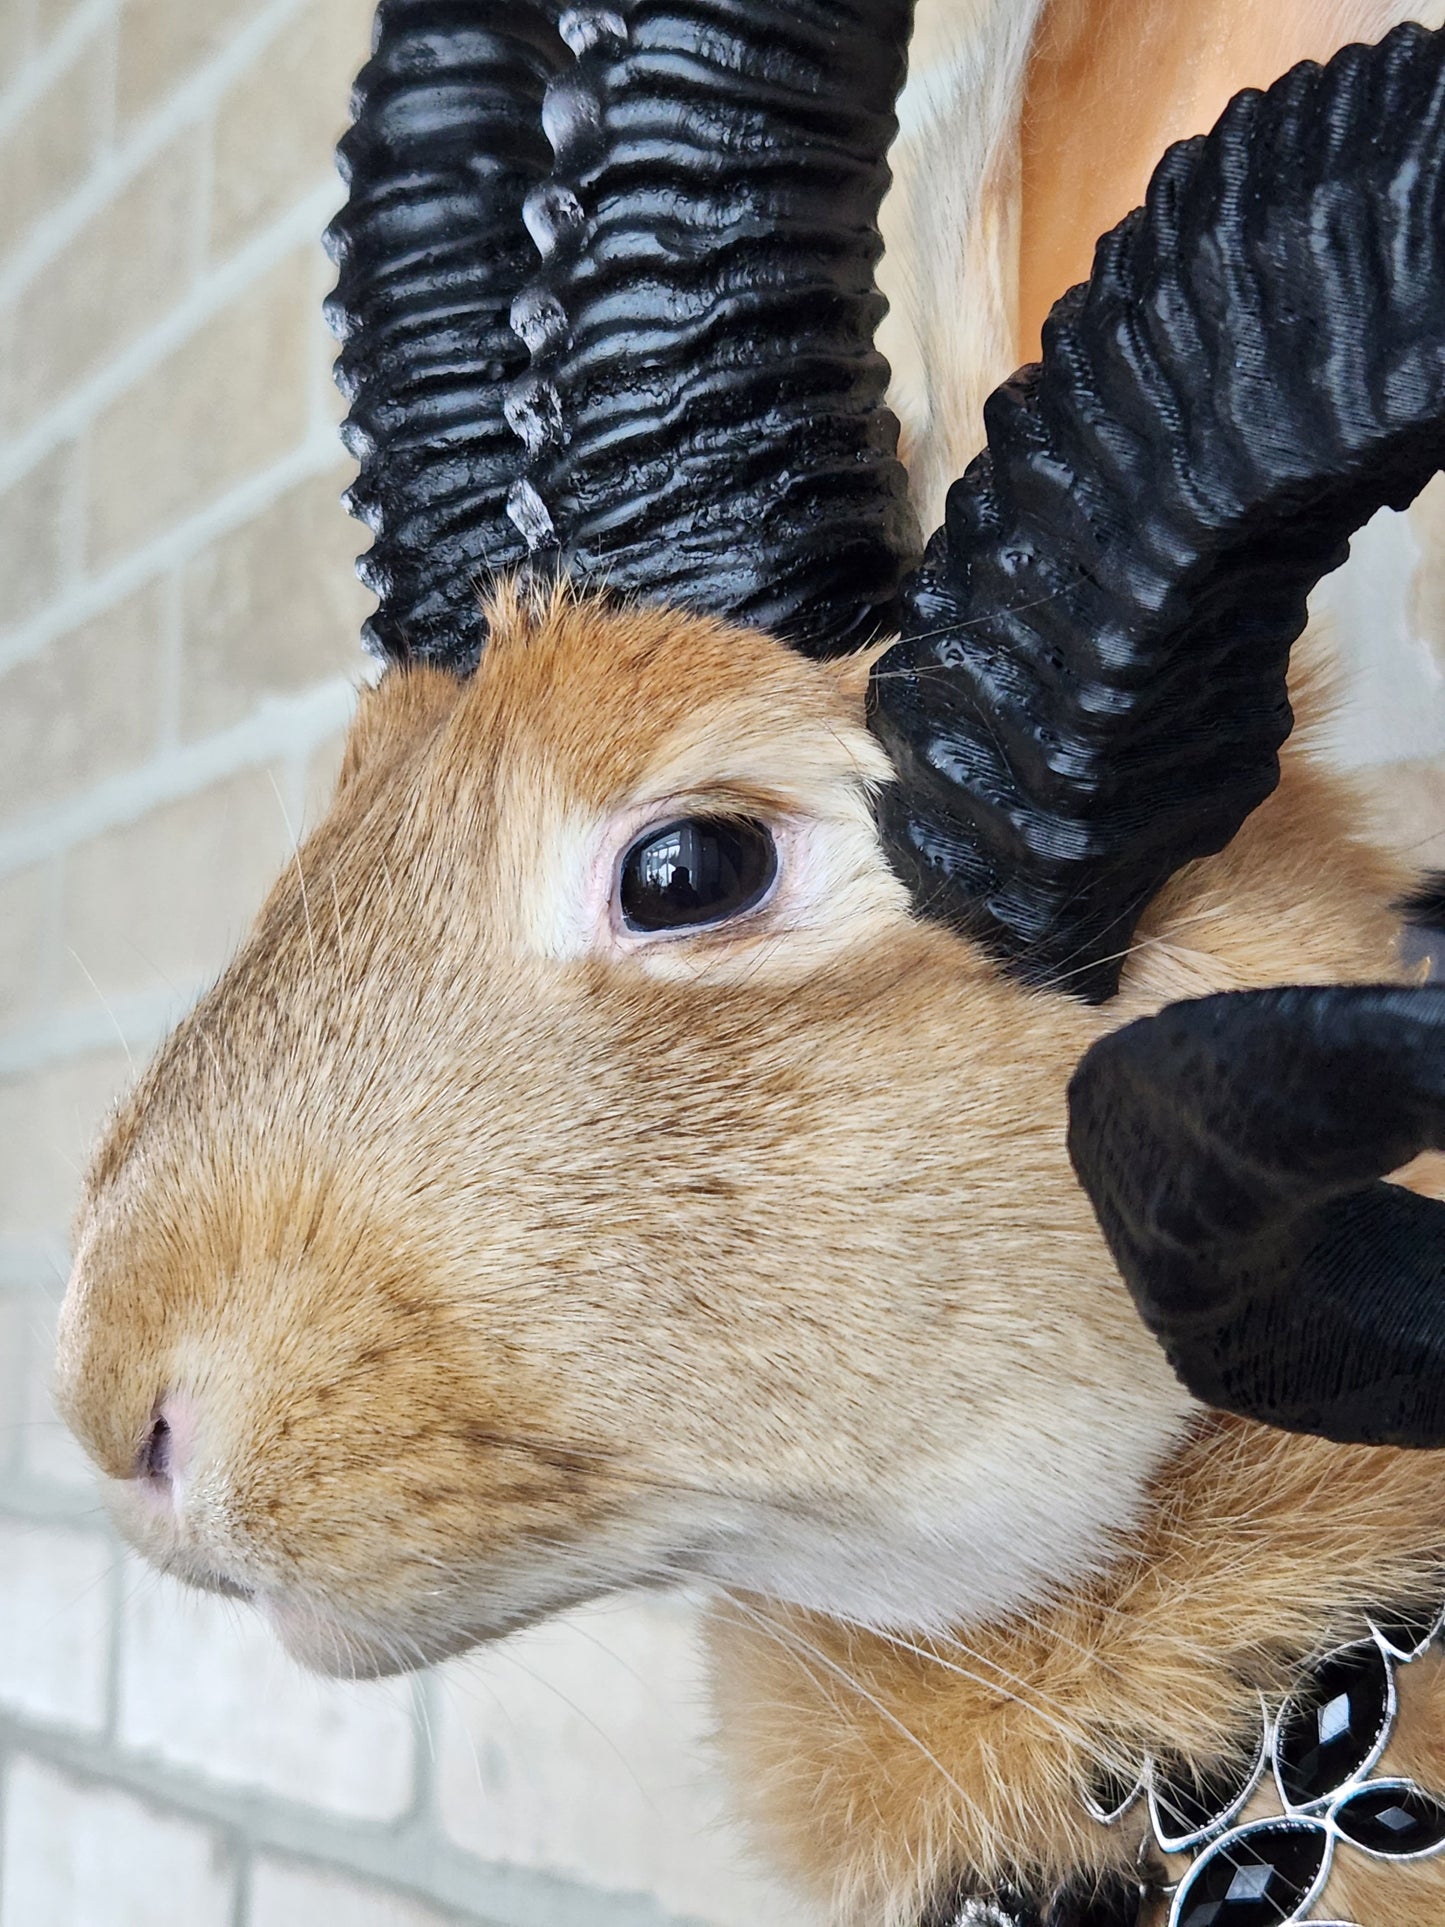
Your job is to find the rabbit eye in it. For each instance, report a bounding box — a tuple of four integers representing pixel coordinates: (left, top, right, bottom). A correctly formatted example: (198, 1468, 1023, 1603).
(619, 818, 777, 933)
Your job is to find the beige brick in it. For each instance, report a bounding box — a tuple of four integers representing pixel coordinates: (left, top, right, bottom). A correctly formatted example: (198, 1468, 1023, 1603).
(249, 1863, 462, 1927)
(0, 1755, 236, 1927)
(437, 1596, 820, 1927)
(61, 765, 295, 1004)
(0, 1287, 26, 1454)
(19, 1283, 96, 1486)
(0, 583, 167, 826)
(118, 1563, 416, 1818)
(1410, 474, 1445, 676)
(116, 0, 254, 131)
(85, 255, 314, 568)
(32, 0, 88, 50)
(9, 130, 204, 432)
(0, 863, 52, 1027)
(0, 297, 15, 447)
(0, 1517, 111, 1728)
(0, 32, 110, 260)
(0, 0, 36, 94)
(0, 440, 79, 630)
(210, 0, 374, 257)
(179, 467, 365, 738)
(0, 1050, 132, 1245)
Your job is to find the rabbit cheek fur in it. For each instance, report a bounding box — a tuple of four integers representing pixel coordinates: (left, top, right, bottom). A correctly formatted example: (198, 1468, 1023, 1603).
(55, 586, 1191, 1676)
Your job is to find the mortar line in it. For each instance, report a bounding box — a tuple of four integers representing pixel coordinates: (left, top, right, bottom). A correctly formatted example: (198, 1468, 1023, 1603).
(0, 0, 304, 284)
(0, 179, 342, 493)
(0, 1708, 712, 1927)
(230, 1838, 253, 1927)
(0, 0, 111, 146)
(0, 676, 358, 878)
(0, 427, 351, 676)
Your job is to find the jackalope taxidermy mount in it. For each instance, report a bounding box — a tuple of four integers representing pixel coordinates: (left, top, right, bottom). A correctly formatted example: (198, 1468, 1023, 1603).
(52, 4, 1445, 1923)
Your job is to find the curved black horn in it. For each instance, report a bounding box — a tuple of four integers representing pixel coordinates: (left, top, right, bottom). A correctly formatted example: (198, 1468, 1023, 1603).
(1067, 985, 1445, 1447)
(326, 2, 565, 670)
(869, 21, 1445, 1002)
(328, 0, 919, 670)
(504, 0, 918, 655)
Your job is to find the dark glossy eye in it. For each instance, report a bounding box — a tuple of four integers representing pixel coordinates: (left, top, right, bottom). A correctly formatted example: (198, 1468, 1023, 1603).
(619, 817, 777, 933)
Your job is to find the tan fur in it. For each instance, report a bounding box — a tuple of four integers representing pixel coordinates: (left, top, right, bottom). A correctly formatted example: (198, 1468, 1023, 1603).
(712, 1429, 1445, 1925)
(702, 673, 1445, 1925)
(53, 581, 1445, 1921)
(58, 587, 1194, 1657)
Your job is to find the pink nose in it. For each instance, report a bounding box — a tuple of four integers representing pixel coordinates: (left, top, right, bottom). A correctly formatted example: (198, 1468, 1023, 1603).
(137, 1394, 195, 1499)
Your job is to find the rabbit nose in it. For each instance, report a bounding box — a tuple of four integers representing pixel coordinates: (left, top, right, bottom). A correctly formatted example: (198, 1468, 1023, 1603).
(136, 1394, 193, 1499)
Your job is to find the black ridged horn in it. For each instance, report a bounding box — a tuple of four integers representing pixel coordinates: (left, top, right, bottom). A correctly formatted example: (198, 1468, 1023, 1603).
(325, 2, 565, 671)
(328, 0, 919, 670)
(1067, 985, 1445, 1448)
(505, 0, 918, 656)
(869, 22, 1445, 1003)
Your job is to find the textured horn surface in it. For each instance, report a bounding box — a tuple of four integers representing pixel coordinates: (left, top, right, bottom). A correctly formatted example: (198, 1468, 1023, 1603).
(504, 0, 919, 656)
(870, 22, 1445, 1002)
(1068, 984, 1445, 1447)
(327, 0, 918, 669)
(326, 1, 564, 670)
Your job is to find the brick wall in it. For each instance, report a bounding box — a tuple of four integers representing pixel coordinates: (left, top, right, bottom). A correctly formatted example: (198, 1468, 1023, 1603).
(0, 3, 812, 1921)
(5, 5, 1445, 1926)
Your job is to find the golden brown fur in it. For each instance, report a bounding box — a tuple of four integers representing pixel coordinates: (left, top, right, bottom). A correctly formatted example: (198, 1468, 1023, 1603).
(59, 587, 1192, 1659)
(713, 1427, 1445, 1924)
(55, 583, 1445, 1922)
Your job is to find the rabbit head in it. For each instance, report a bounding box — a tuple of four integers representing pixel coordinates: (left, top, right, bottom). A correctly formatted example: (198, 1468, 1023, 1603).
(56, 585, 1190, 1676)
(53, 6, 1445, 1677)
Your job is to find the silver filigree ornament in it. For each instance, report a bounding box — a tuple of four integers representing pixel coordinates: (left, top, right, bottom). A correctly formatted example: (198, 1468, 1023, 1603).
(1083, 1600, 1445, 1927)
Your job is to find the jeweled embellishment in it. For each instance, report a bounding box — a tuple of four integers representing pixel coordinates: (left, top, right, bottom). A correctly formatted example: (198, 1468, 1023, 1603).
(1168, 1818, 1331, 1927)
(1150, 1712, 1269, 1851)
(1274, 1640, 1394, 1810)
(1331, 1780, 1445, 1859)
(1082, 1763, 1147, 1827)
(1066, 1589, 1445, 1926)
(1367, 1598, 1445, 1664)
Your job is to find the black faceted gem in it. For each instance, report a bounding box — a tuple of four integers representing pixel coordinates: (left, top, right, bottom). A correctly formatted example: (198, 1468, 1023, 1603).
(1332, 1779, 1445, 1859)
(1173, 1819, 1330, 1927)
(1274, 1640, 1393, 1809)
(1369, 1598, 1445, 1663)
(1150, 1727, 1265, 1851)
